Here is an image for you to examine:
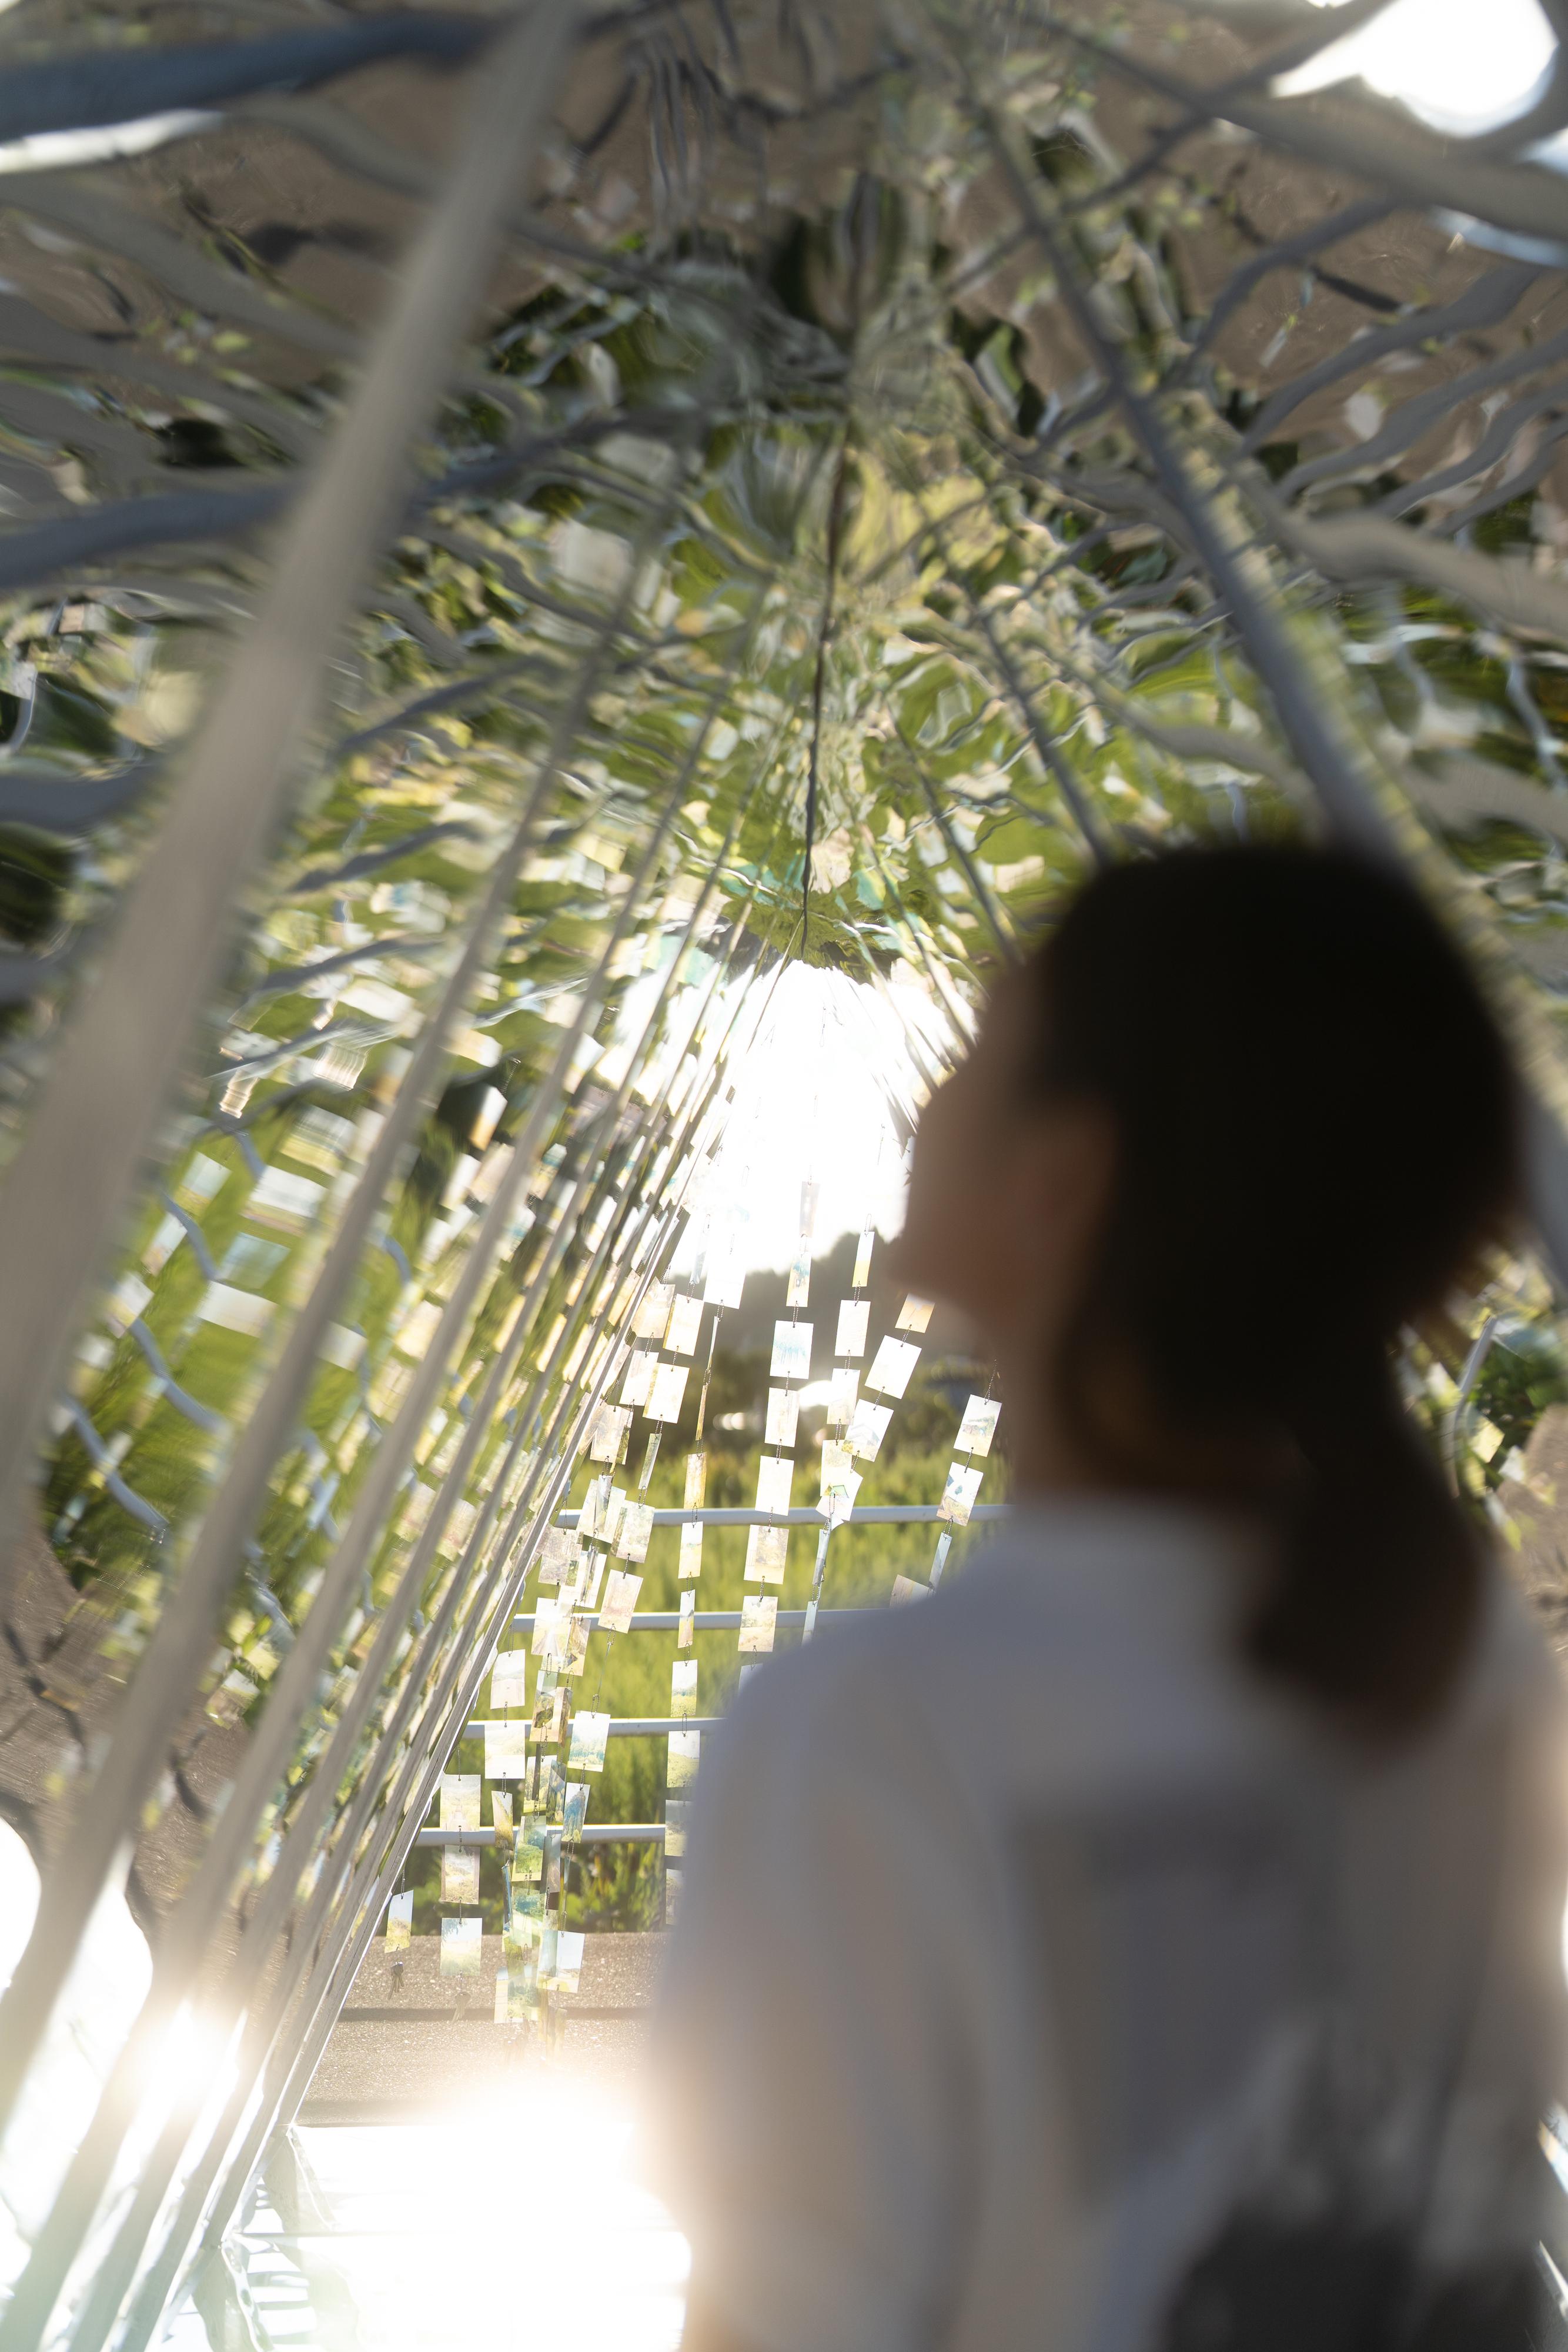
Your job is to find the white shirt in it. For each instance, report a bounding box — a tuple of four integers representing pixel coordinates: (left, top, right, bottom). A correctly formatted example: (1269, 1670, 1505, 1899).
(648, 1500, 1568, 2352)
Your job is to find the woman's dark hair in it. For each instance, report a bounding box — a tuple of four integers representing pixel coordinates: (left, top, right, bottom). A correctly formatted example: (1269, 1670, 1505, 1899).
(1028, 844, 1522, 1739)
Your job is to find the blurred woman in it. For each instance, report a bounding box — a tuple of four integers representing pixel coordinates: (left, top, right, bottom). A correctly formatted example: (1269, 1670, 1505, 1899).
(651, 844, 1568, 2351)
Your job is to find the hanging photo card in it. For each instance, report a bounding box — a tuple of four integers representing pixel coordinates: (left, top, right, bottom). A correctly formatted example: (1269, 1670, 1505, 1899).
(666, 1294, 704, 1358)
(738, 1595, 777, 1654)
(646, 1362, 689, 1424)
(764, 1388, 800, 1449)
(824, 1367, 859, 1431)
(770, 1320, 813, 1382)
(744, 1524, 788, 1585)
(562, 1616, 591, 1677)
(563, 1782, 589, 1841)
(834, 1299, 870, 1360)
(615, 1501, 654, 1563)
(955, 1395, 1001, 1458)
(703, 1252, 745, 1311)
(439, 1774, 482, 1832)
(678, 1521, 704, 1582)
(667, 1728, 701, 1790)
(531, 1597, 561, 1661)
(633, 1281, 674, 1341)
(513, 1818, 547, 1886)
(576, 1476, 609, 1541)
(536, 1525, 577, 1585)
(818, 1439, 862, 1528)
(852, 1228, 874, 1290)
(800, 1178, 820, 1242)
(865, 1337, 920, 1399)
(602, 1486, 628, 1551)
(490, 1651, 527, 1710)
(931, 1532, 954, 1586)
(490, 1790, 514, 1846)
(938, 1461, 985, 1526)
(664, 1799, 690, 1860)
(896, 1295, 935, 1335)
(620, 1351, 656, 1410)
(568, 1710, 611, 1772)
(589, 1402, 631, 1464)
(385, 1890, 413, 1953)
(531, 1681, 566, 1744)
(678, 1588, 696, 1646)
(540, 1927, 586, 1996)
(785, 1248, 811, 1310)
(440, 1916, 483, 1978)
(441, 1847, 480, 1904)
(683, 1449, 707, 1511)
(845, 1399, 893, 1464)
(671, 1659, 698, 1720)
(484, 1720, 528, 1780)
(755, 1455, 794, 1517)
(599, 1569, 643, 1633)
(891, 1575, 932, 1606)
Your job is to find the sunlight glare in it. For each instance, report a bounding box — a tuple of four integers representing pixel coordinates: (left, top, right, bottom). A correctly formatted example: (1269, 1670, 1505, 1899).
(1281, 0, 1556, 136)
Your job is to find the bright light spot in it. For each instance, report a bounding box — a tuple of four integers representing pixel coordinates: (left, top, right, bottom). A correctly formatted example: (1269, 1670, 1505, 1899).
(675, 963, 961, 1277)
(0, 111, 216, 176)
(228, 2075, 687, 2352)
(1281, 0, 1555, 135)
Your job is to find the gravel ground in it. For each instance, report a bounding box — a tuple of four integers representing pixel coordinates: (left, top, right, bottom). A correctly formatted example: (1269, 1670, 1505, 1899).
(301, 1932, 665, 2119)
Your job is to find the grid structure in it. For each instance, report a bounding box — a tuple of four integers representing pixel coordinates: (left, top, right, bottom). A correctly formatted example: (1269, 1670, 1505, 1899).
(0, 3, 1566, 2347)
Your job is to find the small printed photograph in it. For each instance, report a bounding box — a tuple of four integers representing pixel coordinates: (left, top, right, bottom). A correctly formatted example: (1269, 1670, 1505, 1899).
(683, 1448, 707, 1511)
(601, 1487, 629, 1551)
(785, 1250, 811, 1309)
(512, 1820, 546, 1885)
(764, 1387, 800, 1449)
(891, 1575, 932, 1606)
(484, 1719, 528, 1780)
(678, 1522, 704, 1582)
(666, 1294, 704, 1358)
(614, 1502, 654, 1564)
(620, 1350, 656, 1409)
(852, 1229, 874, 1289)
(755, 1454, 794, 1516)
(738, 1595, 777, 1654)
(587, 1402, 631, 1464)
(895, 1295, 935, 1334)
(954, 1395, 1001, 1458)
(531, 1682, 566, 1743)
(845, 1400, 893, 1463)
(439, 1916, 483, 1978)
(490, 1790, 514, 1846)
(562, 1616, 591, 1678)
(536, 1525, 577, 1584)
(938, 1461, 984, 1526)
(562, 1783, 589, 1841)
(646, 1361, 688, 1424)
(439, 1773, 482, 1832)
(834, 1299, 870, 1360)
(865, 1336, 920, 1399)
(554, 1930, 586, 1994)
(824, 1366, 860, 1429)
(577, 1475, 611, 1541)
(531, 1597, 561, 1659)
(440, 1848, 480, 1904)
(599, 1569, 643, 1633)
(633, 1281, 673, 1341)
(568, 1710, 611, 1772)
(490, 1651, 528, 1710)
(769, 1319, 813, 1382)
(667, 1728, 701, 1790)
(678, 1588, 696, 1648)
(744, 1524, 788, 1585)
(385, 1890, 413, 1953)
(671, 1659, 698, 1719)
(664, 1799, 690, 1860)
